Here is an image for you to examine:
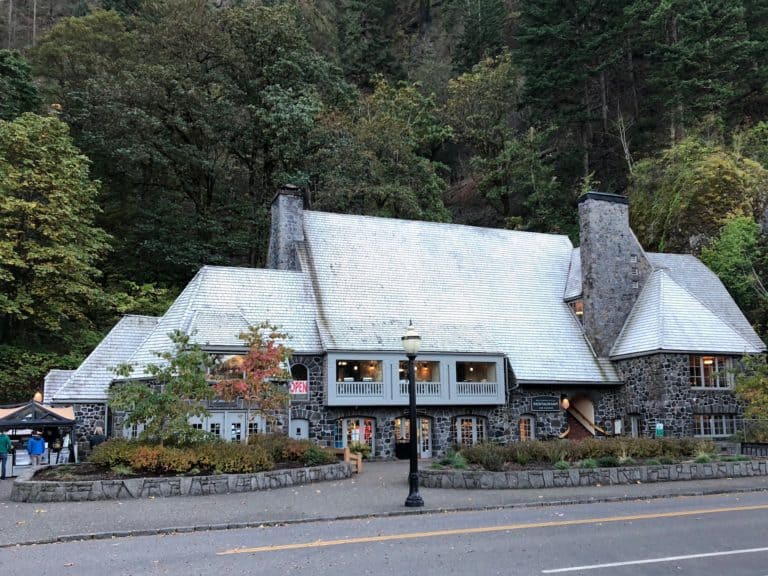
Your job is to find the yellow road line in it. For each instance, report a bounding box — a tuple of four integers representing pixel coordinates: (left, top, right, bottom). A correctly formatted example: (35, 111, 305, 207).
(217, 503, 768, 556)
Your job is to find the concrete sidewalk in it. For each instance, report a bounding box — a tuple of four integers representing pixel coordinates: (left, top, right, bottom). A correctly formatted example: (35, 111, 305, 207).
(1, 460, 767, 548)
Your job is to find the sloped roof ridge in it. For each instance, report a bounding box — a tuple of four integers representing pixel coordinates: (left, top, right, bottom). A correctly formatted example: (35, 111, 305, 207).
(304, 209, 572, 241)
(198, 264, 307, 275)
(53, 315, 160, 400)
(653, 257, 756, 345)
(610, 269, 663, 356)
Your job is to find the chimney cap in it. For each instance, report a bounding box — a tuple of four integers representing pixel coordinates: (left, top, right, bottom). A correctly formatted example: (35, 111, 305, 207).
(579, 191, 628, 205)
(272, 184, 304, 204)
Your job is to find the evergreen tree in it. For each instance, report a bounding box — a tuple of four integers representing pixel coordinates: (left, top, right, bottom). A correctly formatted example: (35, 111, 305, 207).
(0, 50, 41, 120)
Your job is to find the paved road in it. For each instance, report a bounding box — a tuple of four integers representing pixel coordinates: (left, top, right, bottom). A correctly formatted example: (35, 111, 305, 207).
(2, 460, 768, 548)
(3, 490, 768, 575)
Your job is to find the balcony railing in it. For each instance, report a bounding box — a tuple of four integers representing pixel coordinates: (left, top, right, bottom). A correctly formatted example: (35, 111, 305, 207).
(398, 380, 442, 397)
(456, 381, 499, 397)
(336, 380, 384, 397)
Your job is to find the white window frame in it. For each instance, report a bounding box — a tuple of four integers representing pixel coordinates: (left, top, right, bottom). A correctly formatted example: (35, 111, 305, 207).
(689, 355, 734, 389)
(693, 414, 738, 438)
(519, 415, 536, 441)
(456, 416, 486, 448)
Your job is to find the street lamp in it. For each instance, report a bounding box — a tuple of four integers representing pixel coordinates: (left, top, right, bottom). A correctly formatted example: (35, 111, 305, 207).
(401, 321, 424, 507)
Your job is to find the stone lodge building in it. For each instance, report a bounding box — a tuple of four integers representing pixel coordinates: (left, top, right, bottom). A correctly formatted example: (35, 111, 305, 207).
(46, 190, 765, 457)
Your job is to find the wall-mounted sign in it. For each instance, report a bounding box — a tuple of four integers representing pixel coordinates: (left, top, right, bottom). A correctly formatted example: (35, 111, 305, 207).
(290, 380, 308, 395)
(655, 422, 664, 438)
(531, 396, 560, 412)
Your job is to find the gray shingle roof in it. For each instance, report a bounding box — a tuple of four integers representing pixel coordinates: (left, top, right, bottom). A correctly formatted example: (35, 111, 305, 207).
(121, 266, 321, 378)
(43, 369, 74, 402)
(611, 269, 764, 358)
(49, 315, 159, 402)
(564, 247, 582, 300)
(303, 211, 619, 384)
(646, 253, 765, 351)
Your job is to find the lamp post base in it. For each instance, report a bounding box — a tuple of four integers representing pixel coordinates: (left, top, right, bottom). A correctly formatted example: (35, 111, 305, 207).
(404, 472, 424, 507)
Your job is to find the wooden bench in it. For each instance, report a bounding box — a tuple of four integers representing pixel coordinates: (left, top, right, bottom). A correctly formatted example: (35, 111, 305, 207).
(332, 447, 363, 474)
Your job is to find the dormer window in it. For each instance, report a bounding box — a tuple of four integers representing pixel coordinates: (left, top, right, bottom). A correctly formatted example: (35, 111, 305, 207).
(568, 299, 584, 323)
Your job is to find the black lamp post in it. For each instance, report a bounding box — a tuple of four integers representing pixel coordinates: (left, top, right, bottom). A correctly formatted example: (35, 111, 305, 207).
(402, 322, 424, 507)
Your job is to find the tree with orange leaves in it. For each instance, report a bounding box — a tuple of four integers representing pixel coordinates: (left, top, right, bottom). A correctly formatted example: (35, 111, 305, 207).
(211, 322, 292, 435)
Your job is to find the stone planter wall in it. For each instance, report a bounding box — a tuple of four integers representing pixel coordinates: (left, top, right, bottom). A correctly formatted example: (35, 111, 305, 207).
(420, 460, 768, 489)
(11, 462, 352, 503)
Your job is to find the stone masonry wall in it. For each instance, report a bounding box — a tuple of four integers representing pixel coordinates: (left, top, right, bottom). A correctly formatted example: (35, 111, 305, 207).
(619, 353, 743, 437)
(12, 462, 352, 502)
(579, 194, 652, 357)
(421, 459, 768, 489)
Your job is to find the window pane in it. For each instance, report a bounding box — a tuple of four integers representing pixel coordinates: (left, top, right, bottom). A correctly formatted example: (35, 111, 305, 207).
(519, 417, 534, 441)
(456, 362, 496, 382)
(337, 360, 382, 382)
(689, 356, 702, 386)
(398, 360, 440, 382)
(459, 418, 474, 448)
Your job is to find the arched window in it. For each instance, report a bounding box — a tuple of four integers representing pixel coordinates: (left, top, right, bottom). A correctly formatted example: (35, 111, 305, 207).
(290, 363, 309, 399)
(519, 415, 536, 441)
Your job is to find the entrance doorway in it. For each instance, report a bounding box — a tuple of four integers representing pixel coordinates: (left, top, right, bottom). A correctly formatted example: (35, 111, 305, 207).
(394, 417, 432, 458)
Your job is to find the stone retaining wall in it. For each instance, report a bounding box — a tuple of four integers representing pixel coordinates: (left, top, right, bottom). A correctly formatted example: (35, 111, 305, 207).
(421, 460, 768, 489)
(11, 462, 352, 502)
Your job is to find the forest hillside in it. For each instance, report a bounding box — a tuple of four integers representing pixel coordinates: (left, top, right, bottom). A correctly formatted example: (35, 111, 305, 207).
(2, 0, 768, 401)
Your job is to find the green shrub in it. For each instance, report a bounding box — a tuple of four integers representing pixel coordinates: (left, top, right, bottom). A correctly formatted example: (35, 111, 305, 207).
(248, 433, 290, 463)
(659, 455, 675, 465)
(462, 442, 506, 471)
(89, 439, 140, 467)
(720, 455, 750, 462)
(554, 460, 570, 470)
(192, 442, 273, 474)
(646, 458, 661, 465)
(303, 444, 336, 467)
(694, 453, 712, 463)
(580, 458, 598, 469)
(596, 456, 619, 468)
(619, 457, 636, 466)
(348, 441, 372, 459)
(439, 450, 468, 469)
(110, 464, 134, 476)
(157, 447, 194, 474)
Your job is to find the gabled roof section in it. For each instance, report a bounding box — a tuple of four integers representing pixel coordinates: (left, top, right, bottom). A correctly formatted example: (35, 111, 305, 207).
(647, 253, 765, 351)
(50, 315, 159, 402)
(563, 247, 582, 300)
(0, 401, 75, 428)
(611, 269, 763, 358)
(303, 211, 619, 384)
(43, 369, 74, 402)
(122, 266, 321, 379)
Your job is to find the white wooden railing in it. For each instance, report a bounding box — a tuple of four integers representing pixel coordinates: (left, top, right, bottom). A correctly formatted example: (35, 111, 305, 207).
(398, 380, 442, 397)
(456, 381, 499, 397)
(336, 380, 384, 397)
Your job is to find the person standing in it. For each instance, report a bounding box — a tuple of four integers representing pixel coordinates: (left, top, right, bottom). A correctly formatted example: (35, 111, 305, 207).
(27, 431, 45, 466)
(89, 426, 106, 450)
(0, 431, 11, 479)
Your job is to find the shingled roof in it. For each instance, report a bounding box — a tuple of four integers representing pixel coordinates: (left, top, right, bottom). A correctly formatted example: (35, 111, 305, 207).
(121, 267, 321, 379)
(48, 315, 159, 402)
(303, 211, 618, 384)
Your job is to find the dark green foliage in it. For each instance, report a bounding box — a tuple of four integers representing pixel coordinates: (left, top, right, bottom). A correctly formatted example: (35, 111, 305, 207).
(336, 0, 403, 85)
(0, 51, 41, 120)
(462, 442, 508, 471)
(446, 0, 508, 72)
(596, 455, 620, 467)
(108, 331, 214, 446)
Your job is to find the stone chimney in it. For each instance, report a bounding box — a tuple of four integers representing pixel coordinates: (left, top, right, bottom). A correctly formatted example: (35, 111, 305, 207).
(267, 185, 305, 271)
(579, 192, 652, 356)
